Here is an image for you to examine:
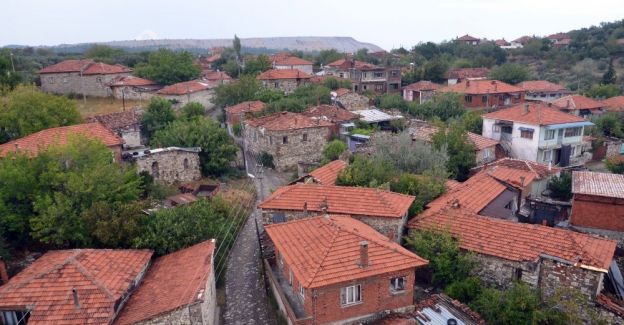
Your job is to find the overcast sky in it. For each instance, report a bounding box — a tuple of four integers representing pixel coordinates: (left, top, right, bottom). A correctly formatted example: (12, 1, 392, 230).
(3, 0, 624, 50)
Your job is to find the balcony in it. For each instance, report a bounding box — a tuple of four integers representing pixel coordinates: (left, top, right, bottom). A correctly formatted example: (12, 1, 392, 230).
(264, 259, 312, 324)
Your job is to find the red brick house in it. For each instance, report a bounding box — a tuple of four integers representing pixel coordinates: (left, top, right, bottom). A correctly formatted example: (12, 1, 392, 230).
(257, 69, 312, 94)
(258, 183, 415, 242)
(0, 122, 124, 161)
(264, 215, 428, 325)
(570, 171, 624, 233)
(439, 79, 525, 109)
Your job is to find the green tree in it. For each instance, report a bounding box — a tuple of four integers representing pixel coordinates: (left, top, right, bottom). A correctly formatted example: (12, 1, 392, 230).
(488, 63, 531, 84)
(602, 58, 617, 84)
(134, 49, 201, 85)
(180, 102, 205, 119)
(585, 84, 621, 99)
(548, 173, 572, 200)
(214, 75, 261, 107)
(151, 117, 238, 175)
(432, 125, 476, 181)
(322, 140, 347, 162)
(389, 172, 446, 215)
(0, 85, 81, 143)
(140, 97, 176, 140)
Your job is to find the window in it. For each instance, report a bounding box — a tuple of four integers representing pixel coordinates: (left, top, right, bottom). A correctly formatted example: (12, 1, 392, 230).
(282, 136, 288, 144)
(520, 129, 534, 139)
(389, 276, 406, 293)
(543, 150, 552, 163)
(482, 95, 488, 104)
(564, 127, 582, 137)
(464, 95, 473, 103)
(302, 133, 308, 142)
(340, 284, 362, 306)
(299, 283, 305, 300)
(492, 125, 501, 133)
(544, 129, 556, 140)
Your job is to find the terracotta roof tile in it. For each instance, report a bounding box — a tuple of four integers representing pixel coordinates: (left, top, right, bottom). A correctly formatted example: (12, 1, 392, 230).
(0, 249, 152, 325)
(302, 105, 359, 123)
(0, 123, 123, 158)
(245, 111, 333, 131)
(572, 171, 624, 199)
(109, 75, 157, 87)
(447, 68, 489, 80)
(552, 95, 604, 111)
(411, 126, 498, 151)
(114, 240, 216, 325)
(202, 70, 232, 81)
(601, 96, 624, 112)
(308, 160, 348, 185)
(482, 102, 587, 125)
(265, 216, 428, 288)
(518, 80, 568, 92)
(257, 69, 312, 80)
(226, 101, 266, 115)
(439, 79, 522, 95)
(259, 184, 415, 218)
(273, 56, 313, 66)
(156, 80, 215, 95)
(39, 59, 131, 75)
(85, 110, 140, 130)
(403, 80, 440, 92)
(408, 207, 616, 271)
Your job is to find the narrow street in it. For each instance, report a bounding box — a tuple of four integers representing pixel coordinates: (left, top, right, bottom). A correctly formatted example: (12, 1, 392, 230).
(222, 156, 291, 325)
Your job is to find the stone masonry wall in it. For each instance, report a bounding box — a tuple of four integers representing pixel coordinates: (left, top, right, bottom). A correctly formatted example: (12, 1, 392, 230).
(135, 150, 201, 184)
(40, 72, 130, 97)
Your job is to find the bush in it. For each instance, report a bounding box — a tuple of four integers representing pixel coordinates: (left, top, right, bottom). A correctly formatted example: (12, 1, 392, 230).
(322, 140, 347, 162)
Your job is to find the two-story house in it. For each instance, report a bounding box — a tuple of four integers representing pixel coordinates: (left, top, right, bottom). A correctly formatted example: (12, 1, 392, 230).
(482, 102, 593, 167)
(264, 215, 429, 325)
(323, 59, 401, 94)
(438, 79, 525, 109)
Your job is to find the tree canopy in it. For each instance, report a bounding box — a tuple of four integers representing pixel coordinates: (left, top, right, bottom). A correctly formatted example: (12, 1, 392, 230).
(134, 49, 201, 85)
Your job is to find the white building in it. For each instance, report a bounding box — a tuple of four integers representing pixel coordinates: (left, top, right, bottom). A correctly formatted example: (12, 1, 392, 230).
(482, 102, 593, 167)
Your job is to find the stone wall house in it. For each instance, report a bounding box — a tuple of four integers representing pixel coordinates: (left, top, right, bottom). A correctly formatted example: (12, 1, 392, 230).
(438, 79, 525, 109)
(552, 95, 605, 118)
(517, 80, 571, 102)
(446, 67, 489, 85)
(257, 69, 312, 94)
(301, 104, 359, 137)
(334, 88, 371, 111)
(39, 59, 132, 97)
(225, 100, 266, 133)
(264, 215, 428, 325)
(570, 171, 624, 233)
(109, 75, 162, 101)
(114, 239, 217, 325)
(402, 80, 440, 104)
(271, 56, 314, 74)
(244, 112, 333, 171)
(0, 122, 124, 161)
(130, 147, 202, 184)
(408, 205, 617, 303)
(86, 110, 143, 148)
(156, 80, 217, 110)
(258, 183, 415, 242)
(323, 59, 401, 94)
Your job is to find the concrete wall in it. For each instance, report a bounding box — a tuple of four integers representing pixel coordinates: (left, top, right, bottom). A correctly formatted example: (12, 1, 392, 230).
(40, 72, 130, 97)
(135, 150, 202, 184)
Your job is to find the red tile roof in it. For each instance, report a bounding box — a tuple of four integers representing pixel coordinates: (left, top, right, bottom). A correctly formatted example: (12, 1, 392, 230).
(601, 96, 624, 112)
(109, 75, 157, 87)
(411, 126, 498, 151)
(257, 69, 312, 80)
(114, 239, 216, 325)
(85, 110, 140, 130)
(447, 68, 489, 80)
(226, 100, 266, 115)
(552, 95, 604, 111)
(308, 160, 348, 185)
(156, 80, 215, 95)
(408, 206, 616, 271)
(518, 80, 568, 92)
(266, 215, 428, 288)
(0, 123, 124, 158)
(482, 102, 586, 125)
(202, 70, 232, 81)
(273, 56, 313, 66)
(245, 111, 333, 131)
(439, 79, 522, 95)
(457, 35, 480, 42)
(302, 105, 359, 123)
(39, 59, 132, 75)
(259, 184, 415, 218)
(474, 158, 560, 180)
(403, 80, 440, 92)
(0, 249, 152, 325)
(572, 171, 624, 199)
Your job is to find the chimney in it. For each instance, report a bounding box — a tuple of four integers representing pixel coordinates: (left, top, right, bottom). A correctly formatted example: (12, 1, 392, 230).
(72, 288, 81, 309)
(0, 258, 9, 285)
(359, 241, 369, 268)
(522, 103, 529, 115)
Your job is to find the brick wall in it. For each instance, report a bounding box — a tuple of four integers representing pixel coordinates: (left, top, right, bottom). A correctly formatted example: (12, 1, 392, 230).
(135, 150, 202, 184)
(40, 72, 130, 97)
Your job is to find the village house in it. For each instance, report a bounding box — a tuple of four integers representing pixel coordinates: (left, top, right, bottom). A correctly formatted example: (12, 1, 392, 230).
(271, 56, 314, 74)
(411, 125, 500, 166)
(569, 171, 624, 234)
(0, 249, 153, 325)
(408, 206, 617, 303)
(602, 95, 624, 112)
(114, 239, 217, 325)
(264, 215, 429, 325)
(291, 159, 347, 186)
(518, 80, 571, 102)
(481, 102, 593, 166)
(258, 183, 415, 242)
(257, 69, 312, 94)
(438, 79, 525, 109)
(156, 80, 216, 110)
(225, 100, 266, 133)
(302, 104, 359, 136)
(0, 122, 124, 161)
(455, 34, 481, 45)
(402, 81, 440, 104)
(323, 59, 401, 94)
(244, 112, 333, 171)
(39, 59, 132, 97)
(108, 75, 161, 101)
(86, 110, 143, 148)
(201, 70, 232, 84)
(333, 88, 370, 111)
(126, 147, 202, 184)
(446, 67, 489, 85)
(552, 95, 605, 118)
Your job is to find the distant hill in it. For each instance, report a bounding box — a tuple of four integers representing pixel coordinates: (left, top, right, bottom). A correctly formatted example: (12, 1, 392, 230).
(28, 37, 384, 54)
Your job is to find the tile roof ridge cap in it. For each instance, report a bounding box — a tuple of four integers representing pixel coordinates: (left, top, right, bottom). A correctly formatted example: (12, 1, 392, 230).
(305, 217, 341, 287)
